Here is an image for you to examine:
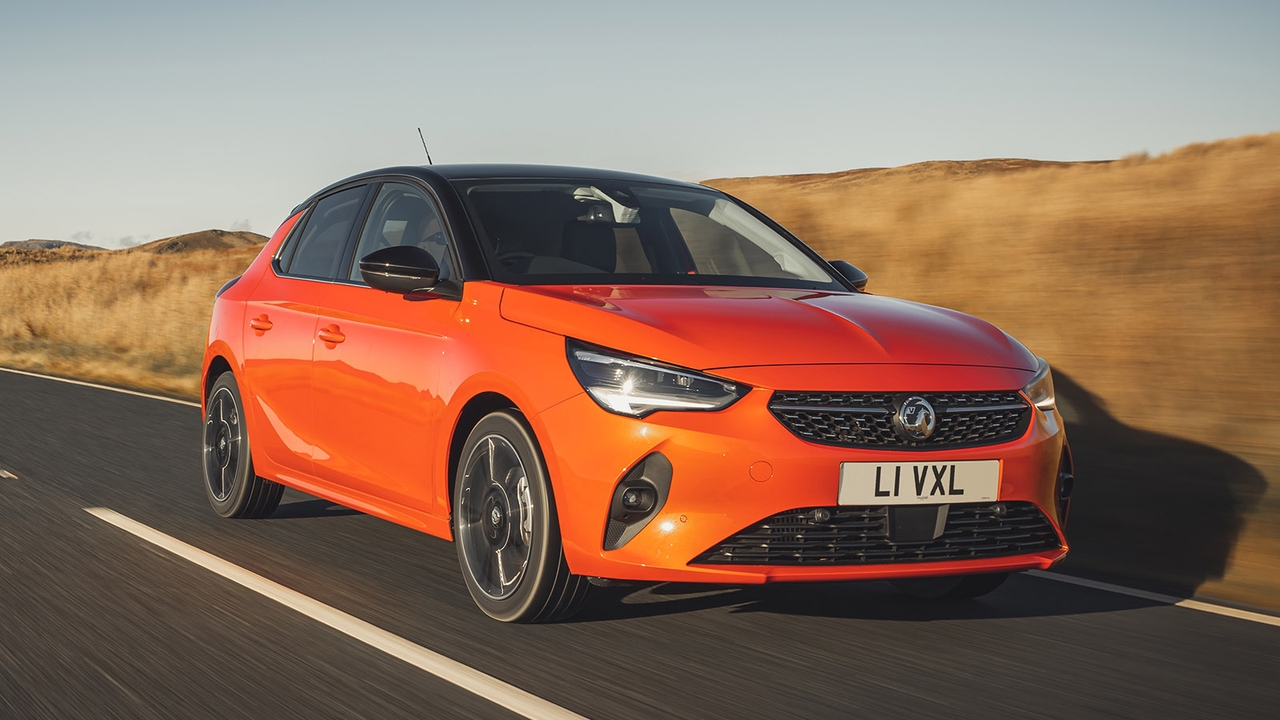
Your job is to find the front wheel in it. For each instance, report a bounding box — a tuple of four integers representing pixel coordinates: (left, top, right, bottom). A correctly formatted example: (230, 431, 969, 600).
(891, 572, 1011, 600)
(453, 411, 588, 623)
(203, 372, 282, 519)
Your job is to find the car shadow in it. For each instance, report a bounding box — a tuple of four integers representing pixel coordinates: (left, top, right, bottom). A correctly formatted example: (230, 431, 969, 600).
(271, 497, 362, 519)
(573, 575, 1160, 623)
(1052, 371, 1266, 598)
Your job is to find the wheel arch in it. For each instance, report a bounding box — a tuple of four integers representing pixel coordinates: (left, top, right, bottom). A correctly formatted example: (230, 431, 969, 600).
(200, 350, 237, 419)
(204, 355, 233, 399)
(446, 391, 522, 523)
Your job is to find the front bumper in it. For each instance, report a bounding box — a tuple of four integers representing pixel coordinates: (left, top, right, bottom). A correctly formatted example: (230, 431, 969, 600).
(535, 364, 1069, 584)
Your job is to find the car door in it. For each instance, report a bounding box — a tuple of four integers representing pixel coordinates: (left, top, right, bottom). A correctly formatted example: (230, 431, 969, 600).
(241, 184, 371, 481)
(310, 181, 459, 512)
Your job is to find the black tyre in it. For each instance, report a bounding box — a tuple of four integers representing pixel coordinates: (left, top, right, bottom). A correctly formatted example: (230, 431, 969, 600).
(453, 411, 589, 623)
(203, 372, 283, 519)
(891, 572, 1011, 600)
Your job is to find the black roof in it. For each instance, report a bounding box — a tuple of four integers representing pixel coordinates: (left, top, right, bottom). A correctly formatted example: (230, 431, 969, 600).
(297, 163, 708, 212)
(421, 163, 705, 187)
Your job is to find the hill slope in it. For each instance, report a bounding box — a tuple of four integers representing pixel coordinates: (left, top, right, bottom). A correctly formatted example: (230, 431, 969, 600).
(129, 229, 267, 254)
(0, 229, 268, 393)
(1, 239, 101, 250)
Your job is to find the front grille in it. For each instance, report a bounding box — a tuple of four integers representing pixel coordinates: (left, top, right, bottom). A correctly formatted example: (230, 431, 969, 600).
(769, 391, 1030, 450)
(695, 501, 1060, 565)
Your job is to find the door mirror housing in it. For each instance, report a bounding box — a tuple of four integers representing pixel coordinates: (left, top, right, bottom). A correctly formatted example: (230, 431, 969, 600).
(359, 246, 441, 294)
(829, 260, 869, 291)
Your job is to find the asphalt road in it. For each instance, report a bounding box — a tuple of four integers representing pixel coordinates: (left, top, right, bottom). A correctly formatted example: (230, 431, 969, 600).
(1, 369, 1278, 719)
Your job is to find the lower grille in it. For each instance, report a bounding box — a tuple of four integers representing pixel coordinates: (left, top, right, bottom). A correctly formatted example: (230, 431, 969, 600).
(694, 501, 1060, 566)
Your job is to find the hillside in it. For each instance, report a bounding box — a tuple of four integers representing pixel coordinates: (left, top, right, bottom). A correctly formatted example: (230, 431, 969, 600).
(129, 229, 268, 254)
(1, 239, 101, 250)
(0, 229, 267, 396)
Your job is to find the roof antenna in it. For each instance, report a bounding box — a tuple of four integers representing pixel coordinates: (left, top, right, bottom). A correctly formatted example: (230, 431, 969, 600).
(417, 127, 434, 165)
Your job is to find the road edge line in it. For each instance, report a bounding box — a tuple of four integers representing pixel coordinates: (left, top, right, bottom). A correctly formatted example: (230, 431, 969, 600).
(1027, 570, 1280, 628)
(0, 366, 199, 407)
(84, 507, 587, 720)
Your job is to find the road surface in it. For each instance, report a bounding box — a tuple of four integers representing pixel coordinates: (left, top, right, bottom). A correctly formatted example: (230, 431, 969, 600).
(1, 369, 1277, 719)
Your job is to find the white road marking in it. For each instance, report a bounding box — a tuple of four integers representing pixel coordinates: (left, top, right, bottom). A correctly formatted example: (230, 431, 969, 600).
(0, 469, 17, 480)
(84, 507, 588, 720)
(1028, 570, 1280, 628)
(0, 366, 199, 407)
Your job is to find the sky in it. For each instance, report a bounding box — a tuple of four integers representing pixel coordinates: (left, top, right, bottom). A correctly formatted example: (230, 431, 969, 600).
(1, 0, 1277, 248)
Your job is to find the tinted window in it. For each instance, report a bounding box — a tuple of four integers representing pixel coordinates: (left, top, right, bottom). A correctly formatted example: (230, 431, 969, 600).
(670, 208, 794, 278)
(455, 180, 839, 290)
(348, 183, 452, 282)
(282, 186, 368, 279)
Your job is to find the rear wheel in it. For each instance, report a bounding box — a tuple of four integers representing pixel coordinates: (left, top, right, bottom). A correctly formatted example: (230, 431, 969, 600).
(891, 572, 1011, 600)
(203, 372, 283, 519)
(453, 411, 588, 623)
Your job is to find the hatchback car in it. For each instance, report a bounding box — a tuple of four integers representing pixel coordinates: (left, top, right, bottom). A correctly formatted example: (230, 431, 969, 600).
(202, 164, 1072, 622)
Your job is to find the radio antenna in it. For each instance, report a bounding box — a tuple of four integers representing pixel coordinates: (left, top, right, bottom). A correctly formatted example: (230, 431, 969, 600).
(417, 127, 434, 165)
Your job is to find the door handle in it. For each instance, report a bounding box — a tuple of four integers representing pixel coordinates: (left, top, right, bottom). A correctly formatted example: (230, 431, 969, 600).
(318, 324, 346, 346)
(249, 315, 273, 334)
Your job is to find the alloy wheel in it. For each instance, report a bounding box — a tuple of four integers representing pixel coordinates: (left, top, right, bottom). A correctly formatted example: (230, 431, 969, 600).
(457, 434, 535, 600)
(203, 386, 242, 502)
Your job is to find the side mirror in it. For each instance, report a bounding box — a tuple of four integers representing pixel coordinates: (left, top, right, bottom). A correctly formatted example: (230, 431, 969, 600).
(829, 260, 869, 291)
(359, 246, 440, 294)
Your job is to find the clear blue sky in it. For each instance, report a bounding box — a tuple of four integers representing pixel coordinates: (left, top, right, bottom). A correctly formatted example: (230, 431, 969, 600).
(1, 0, 1276, 247)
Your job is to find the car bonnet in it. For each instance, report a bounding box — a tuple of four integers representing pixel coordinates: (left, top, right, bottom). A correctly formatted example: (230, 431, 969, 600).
(498, 285, 1038, 372)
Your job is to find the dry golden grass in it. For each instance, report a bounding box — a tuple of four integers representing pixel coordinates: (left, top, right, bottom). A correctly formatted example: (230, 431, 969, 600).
(0, 238, 263, 397)
(709, 132, 1280, 606)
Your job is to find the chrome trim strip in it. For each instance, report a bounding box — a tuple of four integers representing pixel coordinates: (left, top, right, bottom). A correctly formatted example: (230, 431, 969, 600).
(944, 403, 1028, 413)
(768, 405, 889, 414)
(769, 402, 1027, 414)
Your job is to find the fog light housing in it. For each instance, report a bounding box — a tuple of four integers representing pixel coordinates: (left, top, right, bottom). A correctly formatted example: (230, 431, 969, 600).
(1056, 443, 1075, 527)
(1058, 472, 1074, 500)
(604, 453, 672, 550)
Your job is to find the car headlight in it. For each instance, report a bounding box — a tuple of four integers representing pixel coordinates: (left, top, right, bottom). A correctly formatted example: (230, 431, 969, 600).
(566, 340, 747, 418)
(1022, 357, 1056, 411)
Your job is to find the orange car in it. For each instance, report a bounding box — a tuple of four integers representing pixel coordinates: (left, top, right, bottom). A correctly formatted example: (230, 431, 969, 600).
(202, 165, 1071, 622)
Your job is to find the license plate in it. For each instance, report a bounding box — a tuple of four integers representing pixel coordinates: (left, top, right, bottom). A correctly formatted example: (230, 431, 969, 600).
(838, 460, 999, 505)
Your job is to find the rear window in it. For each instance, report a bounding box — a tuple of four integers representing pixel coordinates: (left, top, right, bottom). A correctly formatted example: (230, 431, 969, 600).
(279, 185, 369, 279)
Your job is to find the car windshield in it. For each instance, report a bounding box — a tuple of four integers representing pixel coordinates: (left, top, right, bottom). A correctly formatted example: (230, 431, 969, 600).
(454, 179, 843, 290)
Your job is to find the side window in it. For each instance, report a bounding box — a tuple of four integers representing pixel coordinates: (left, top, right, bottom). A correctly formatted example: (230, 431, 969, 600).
(348, 183, 452, 282)
(281, 185, 369, 279)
